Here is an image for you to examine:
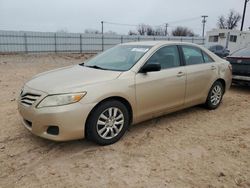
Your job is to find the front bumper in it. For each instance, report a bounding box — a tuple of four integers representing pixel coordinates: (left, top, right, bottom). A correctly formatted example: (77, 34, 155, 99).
(232, 75, 250, 84)
(233, 75, 250, 82)
(18, 97, 95, 141)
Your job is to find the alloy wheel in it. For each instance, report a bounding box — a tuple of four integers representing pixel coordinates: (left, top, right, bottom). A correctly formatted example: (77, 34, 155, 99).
(210, 85, 222, 106)
(96, 107, 124, 140)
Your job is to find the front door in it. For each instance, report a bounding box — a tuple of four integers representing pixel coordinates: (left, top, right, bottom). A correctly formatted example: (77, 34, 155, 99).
(135, 45, 186, 120)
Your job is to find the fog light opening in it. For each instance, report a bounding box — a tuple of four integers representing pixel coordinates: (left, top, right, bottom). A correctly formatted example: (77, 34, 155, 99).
(47, 126, 59, 135)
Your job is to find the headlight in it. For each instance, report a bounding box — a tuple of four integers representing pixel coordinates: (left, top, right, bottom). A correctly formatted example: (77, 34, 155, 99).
(37, 92, 86, 108)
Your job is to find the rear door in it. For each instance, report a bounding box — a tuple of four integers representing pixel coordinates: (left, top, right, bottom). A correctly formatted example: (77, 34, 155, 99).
(180, 45, 218, 105)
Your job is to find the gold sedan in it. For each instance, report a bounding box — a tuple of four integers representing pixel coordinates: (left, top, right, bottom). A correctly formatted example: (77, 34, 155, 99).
(18, 41, 232, 145)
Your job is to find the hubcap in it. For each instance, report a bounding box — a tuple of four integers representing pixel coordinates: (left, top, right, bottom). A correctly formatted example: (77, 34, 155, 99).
(211, 85, 222, 106)
(96, 107, 124, 140)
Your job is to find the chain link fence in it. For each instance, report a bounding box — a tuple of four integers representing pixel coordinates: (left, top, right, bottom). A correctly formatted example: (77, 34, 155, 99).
(0, 30, 205, 53)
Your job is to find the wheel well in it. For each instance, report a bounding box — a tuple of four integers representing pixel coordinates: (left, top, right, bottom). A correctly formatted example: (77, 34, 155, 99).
(216, 78, 226, 93)
(85, 96, 133, 137)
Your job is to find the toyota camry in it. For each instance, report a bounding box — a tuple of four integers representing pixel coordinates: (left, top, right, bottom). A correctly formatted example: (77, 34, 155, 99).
(18, 41, 232, 145)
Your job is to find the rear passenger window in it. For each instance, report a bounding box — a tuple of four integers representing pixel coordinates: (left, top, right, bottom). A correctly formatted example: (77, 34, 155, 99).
(202, 51, 214, 63)
(182, 46, 204, 65)
(146, 45, 180, 69)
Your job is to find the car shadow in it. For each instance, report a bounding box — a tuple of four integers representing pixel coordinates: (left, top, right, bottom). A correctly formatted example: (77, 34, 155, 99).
(128, 105, 205, 133)
(230, 84, 250, 93)
(23, 84, 249, 152)
(25, 105, 203, 155)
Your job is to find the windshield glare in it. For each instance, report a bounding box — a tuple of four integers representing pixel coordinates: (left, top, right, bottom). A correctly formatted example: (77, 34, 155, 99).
(232, 47, 250, 57)
(84, 45, 151, 71)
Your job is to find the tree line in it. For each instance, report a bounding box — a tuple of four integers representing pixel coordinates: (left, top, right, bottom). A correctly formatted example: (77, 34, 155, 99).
(128, 25, 195, 37)
(81, 10, 242, 37)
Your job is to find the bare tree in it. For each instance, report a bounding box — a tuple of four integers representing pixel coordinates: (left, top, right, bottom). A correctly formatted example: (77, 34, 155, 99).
(146, 25, 155, 36)
(137, 24, 167, 36)
(136, 24, 170, 36)
(172, 26, 195, 36)
(218, 16, 226, 29)
(217, 10, 241, 29)
(84, 29, 101, 34)
(137, 24, 148, 35)
(227, 10, 242, 29)
(128, 30, 138, 35)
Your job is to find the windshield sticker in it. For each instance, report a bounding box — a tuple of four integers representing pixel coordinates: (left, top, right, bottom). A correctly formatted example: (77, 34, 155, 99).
(131, 48, 149, 53)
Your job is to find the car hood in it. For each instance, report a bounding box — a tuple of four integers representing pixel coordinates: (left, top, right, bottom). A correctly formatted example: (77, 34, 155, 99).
(25, 65, 122, 94)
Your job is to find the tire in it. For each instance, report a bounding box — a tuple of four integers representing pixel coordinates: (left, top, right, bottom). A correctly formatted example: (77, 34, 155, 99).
(205, 81, 224, 110)
(86, 100, 129, 145)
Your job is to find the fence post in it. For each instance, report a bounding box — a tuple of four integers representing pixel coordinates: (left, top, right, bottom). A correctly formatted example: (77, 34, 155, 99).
(24, 33, 28, 53)
(54, 33, 57, 53)
(80, 34, 82, 53)
(192, 37, 194, 43)
(180, 37, 183, 42)
(102, 34, 104, 51)
(121, 36, 123, 44)
(154, 37, 156, 41)
(138, 36, 140, 41)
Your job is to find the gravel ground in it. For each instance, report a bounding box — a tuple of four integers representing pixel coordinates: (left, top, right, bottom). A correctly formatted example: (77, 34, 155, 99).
(0, 54, 249, 188)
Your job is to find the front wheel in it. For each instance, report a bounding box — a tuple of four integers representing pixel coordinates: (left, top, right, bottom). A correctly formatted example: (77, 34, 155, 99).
(205, 81, 224, 110)
(86, 100, 129, 145)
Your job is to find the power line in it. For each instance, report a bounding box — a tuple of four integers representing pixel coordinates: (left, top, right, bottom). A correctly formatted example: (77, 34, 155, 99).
(168, 16, 201, 24)
(103, 21, 137, 27)
(101, 16, 205, 36)
(103, 16, 201, 28)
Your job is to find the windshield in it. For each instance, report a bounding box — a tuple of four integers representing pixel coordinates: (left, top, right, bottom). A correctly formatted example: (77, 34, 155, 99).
(84, 45, 151, 71)
(231, 47, 250, 57)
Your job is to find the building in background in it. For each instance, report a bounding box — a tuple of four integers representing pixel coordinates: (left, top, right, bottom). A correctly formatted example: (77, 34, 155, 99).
(206, 29, 250, 53)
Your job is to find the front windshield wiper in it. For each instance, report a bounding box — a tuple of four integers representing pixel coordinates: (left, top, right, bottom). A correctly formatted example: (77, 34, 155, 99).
(84, 65, 107, 70)
(79, 64, 123, 71)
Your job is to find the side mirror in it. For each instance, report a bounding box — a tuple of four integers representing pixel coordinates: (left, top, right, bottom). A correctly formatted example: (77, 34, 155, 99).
(140, 63, 161, 73)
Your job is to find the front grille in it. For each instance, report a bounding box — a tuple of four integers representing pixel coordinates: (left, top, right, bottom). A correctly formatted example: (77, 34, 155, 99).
(21, 93, 41, 107)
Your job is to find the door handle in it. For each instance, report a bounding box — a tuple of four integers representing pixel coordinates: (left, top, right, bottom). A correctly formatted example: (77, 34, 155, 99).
(211, 65, 216, 70)
(177, 71, 185, 77)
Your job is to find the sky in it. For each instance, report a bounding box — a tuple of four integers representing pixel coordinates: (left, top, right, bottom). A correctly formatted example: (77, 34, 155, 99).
(0, 0, 249, 36)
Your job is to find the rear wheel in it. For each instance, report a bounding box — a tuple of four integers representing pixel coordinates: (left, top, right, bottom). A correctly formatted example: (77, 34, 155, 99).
(86, 100, 129, 145)
(205, 81, 224, 110)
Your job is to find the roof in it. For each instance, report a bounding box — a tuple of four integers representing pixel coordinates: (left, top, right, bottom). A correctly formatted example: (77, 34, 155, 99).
(207, 29, 250, 35)
(120, 40, 201, 47)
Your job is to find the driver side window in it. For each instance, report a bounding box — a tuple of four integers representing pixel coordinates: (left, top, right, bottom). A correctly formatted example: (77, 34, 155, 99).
(146, 45, 180, 69)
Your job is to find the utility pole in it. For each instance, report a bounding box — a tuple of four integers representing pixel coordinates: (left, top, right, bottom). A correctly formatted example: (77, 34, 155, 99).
(201, 15, 208, 38)
(165, 23, 168, 36)
(240, 0, 249, 31)
(101, 21, 104, 51)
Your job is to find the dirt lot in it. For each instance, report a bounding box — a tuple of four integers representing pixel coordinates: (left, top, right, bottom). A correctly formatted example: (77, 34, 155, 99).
(0, 54, 249, 188)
